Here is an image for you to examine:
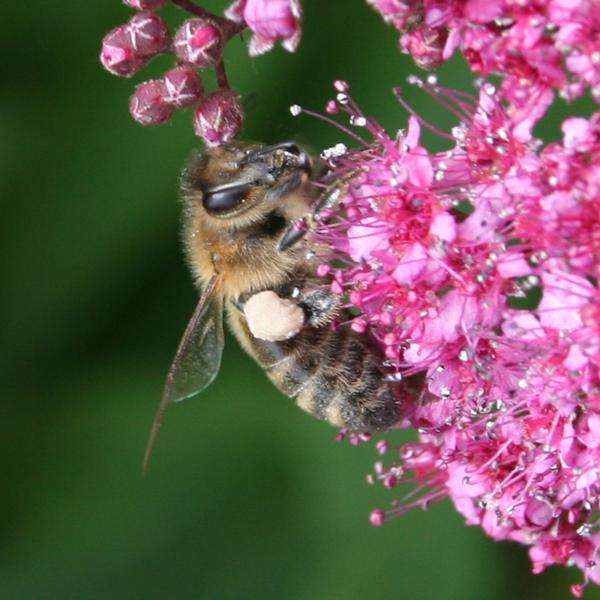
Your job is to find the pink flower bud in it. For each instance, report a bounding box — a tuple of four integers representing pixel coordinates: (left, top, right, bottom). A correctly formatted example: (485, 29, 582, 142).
(100, 26, 146, 77)
(130, 80, 173, 125)
(325, 100, 339, 114)
(376, 440, 389, 455)
(128, 12, 169, 57)
(193, 90, 243, 146)
(174, 19, 223, 67)
(570, 584, 584, 598)
(124, 0, 167, 9)
(402, 27, 448, 71)
(243, 0, 302, 56)
(383, 474, 398, 488)
(163, 66, 204, 108)
(334, 80, 350, 92)
(369, 509, 385, 526)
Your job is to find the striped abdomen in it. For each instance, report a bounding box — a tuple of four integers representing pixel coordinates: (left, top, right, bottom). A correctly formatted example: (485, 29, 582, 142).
(228, 310, 402, 432)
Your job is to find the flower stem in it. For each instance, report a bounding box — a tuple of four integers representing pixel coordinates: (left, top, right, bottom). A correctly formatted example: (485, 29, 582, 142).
(170, 0, 245, 38)
(215, 60, 230, 89)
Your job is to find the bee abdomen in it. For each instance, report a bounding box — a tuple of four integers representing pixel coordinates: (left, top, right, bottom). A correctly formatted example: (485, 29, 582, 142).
(268, 326, 401, 432)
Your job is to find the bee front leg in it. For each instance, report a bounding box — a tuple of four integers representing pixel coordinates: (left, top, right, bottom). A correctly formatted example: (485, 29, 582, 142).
(277, 216, 310, 252)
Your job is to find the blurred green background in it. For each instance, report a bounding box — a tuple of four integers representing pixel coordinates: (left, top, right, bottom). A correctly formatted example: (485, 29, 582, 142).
(2, 1, 597, 598)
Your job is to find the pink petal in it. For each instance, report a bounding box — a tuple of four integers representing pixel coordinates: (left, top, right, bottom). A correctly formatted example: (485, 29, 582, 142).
(347, 217, 390, 262)
(405, 115, 421, 149)
(563, 344, 588, 370)
(439, 291, 479, 342)
(562, 117, 595, 151)
(497, 251, 531, 278)
(429, 212, 456, 242)
(392, 242, 428, 284)
(406, 146, 433, 188)
(464, 0, 504, 23)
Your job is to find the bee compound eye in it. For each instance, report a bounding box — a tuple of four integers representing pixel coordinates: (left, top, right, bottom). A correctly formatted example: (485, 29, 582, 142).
(202, 183, 252, 214)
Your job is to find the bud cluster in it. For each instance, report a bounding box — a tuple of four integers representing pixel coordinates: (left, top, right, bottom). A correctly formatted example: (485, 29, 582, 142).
(101, 0, 303, 146)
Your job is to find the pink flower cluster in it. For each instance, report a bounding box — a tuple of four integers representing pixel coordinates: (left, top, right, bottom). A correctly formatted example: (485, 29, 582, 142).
(301, 79, 599, 594)
(368, 0, 600, 111)
(100, 0, 302, 144)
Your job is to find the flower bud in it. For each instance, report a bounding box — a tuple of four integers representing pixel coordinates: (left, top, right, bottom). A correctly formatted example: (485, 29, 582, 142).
(402, 27, 448, 70)
(128, 12, 170, 57)
(194, 90, 243, 146)
(130, 80, 174, 125)
(123, 0, 167, 9)
(369, 509, 385, 526)
(163, 66, 204, 108)
(100, 26, 146, 77)
(174, 19, 223, 67)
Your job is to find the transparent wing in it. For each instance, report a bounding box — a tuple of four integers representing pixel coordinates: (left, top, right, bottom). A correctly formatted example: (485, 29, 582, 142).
(143, 275, 223, 472)
(167, 294, 224, 405)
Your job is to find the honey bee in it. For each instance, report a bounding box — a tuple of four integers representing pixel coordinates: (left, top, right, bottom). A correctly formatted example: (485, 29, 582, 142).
(143, 142, 407, 470)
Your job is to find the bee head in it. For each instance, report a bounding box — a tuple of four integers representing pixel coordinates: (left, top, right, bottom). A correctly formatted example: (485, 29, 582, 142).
(184, 142, 313, 222)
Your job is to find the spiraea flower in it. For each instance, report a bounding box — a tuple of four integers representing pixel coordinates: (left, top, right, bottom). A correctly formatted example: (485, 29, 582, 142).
(226, 0, 302, 56)
(368, 0, 600, 104)
(294, 79, 599, 595)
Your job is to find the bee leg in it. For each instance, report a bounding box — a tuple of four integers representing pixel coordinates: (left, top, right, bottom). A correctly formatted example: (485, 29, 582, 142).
(231, 296, 246, 313)
(300, 289, 340, 327)
(278, 216, 310, 252)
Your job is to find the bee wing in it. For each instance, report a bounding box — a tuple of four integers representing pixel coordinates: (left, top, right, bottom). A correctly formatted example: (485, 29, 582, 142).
(143, 275, 223, 473)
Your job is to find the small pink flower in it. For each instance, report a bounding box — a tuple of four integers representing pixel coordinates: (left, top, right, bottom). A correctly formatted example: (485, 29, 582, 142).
(241, 0, 302, 56)
(562, 117, 597, 152)
(366, 0, 413, 29)
(369, 508, 386, 526)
